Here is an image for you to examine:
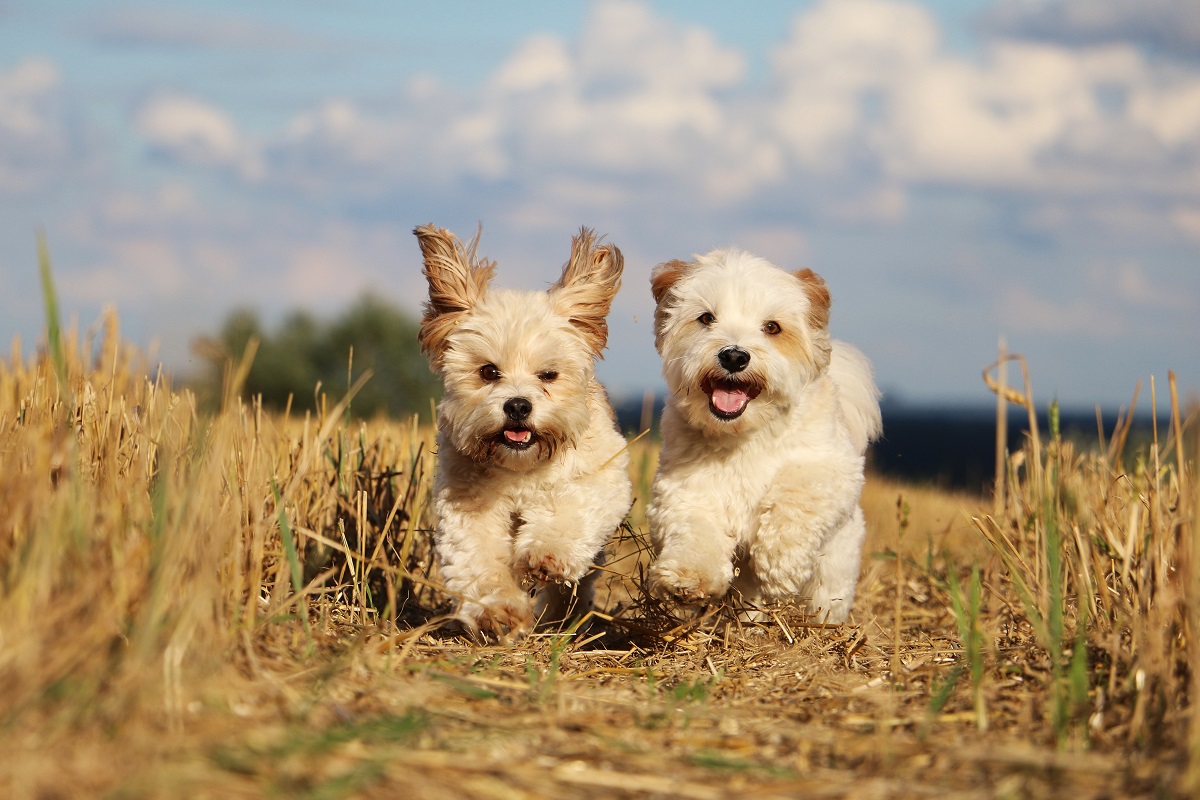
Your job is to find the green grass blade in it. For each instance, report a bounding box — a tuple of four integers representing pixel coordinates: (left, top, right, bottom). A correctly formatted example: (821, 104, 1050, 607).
(273, 479, 304, 596)
(272, 478, 313, 645)
(37, 230, 70, 403)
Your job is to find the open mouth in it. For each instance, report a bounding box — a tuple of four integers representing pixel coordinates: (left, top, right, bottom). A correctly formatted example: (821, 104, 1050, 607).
(499, 426, 535, 450)
(701, 376, 762, 421)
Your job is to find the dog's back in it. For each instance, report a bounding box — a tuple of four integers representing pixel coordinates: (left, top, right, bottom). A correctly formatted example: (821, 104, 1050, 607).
(828, 341, 883, 454)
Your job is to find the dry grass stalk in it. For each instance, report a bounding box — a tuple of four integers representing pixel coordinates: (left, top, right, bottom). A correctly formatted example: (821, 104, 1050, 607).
(981, 347, 1196, 750)
(994, 336, 1008, 515)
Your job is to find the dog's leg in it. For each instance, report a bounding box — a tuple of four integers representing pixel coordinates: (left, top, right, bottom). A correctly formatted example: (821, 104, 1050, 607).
(526, 461, 632, 632)
(514, 465, 631, 589)
(800, 507, 866, 624)
(647, 480, 738, 604)
(435, 502, 533, 640)
(646, 524, 737, 605)
(749, 459, 865, 620)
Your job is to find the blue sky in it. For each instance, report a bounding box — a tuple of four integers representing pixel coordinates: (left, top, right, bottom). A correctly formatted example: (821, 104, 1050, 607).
(2, 0, 1198, 412)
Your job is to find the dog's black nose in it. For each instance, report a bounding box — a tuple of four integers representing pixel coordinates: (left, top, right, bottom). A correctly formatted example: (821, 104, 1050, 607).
(717, 346, 751, 373)
(503, 397, 532, 422)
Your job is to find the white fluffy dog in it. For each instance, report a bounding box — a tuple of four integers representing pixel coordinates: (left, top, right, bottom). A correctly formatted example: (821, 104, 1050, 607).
(415, 224, 633, 640)
(646, 248, 882, 624)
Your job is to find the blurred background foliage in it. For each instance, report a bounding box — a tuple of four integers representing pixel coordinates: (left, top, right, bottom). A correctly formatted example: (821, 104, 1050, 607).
(193, 295, 440, 418)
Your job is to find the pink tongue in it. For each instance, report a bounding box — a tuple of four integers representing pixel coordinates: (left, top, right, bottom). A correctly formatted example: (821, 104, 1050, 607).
(712, 387, 749, 414)
(504, 429, 532, 444)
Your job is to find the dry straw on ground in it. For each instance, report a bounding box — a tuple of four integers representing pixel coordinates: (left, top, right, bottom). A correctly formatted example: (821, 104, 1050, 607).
(1, 314, 1197, 799)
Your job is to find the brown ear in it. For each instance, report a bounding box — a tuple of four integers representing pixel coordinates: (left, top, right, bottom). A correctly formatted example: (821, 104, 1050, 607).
(650, 259, 695, 305)
(414, 224, 495, 365)
(550, 227, 623, 357)
(794, 268, 830, 332)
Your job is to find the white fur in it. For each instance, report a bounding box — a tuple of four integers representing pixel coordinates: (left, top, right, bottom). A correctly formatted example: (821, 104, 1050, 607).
(647, 248, 882, 623)
(416, 225, 632, 640)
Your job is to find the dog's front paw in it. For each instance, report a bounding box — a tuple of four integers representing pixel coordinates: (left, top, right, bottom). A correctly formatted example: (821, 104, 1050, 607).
(515, 545, 584, 587)
(647, 564, 729, 606)
(460, 592, 534, 642)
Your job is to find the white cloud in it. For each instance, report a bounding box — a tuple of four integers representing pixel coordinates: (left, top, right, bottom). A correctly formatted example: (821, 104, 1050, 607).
(136, 93, 262, 178)
(274, 94, 506, 190)
(492, 35, 573, 92)
(480, 0, 746, 179)
(774, 0, 940, 83)
(0, 58, 74, 193)
(254, 0, 755, 204)
(0, 57, 58, 135)
(770, 0, 939, 168)
(122, 0, 1200, 219)
(578, 0, 743, 95)
(763, 0, 1200, 197)
(281, 99, 397, 167)
(1129, 79, 1200, 145)
(880, 43, 1094, 183)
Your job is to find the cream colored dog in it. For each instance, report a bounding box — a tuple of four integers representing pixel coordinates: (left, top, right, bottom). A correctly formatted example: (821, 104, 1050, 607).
(646, 248, 882, 624)
(415, 224, 632, 640)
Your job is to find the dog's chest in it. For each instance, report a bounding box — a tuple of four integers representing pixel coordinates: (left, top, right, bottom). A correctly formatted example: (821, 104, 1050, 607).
(495, 460, 580, 519)
(664, 440, 777, 534)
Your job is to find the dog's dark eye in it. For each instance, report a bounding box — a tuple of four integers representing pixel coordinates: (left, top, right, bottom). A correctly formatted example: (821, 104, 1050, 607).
(538, 370, 559, 383)
(763, 321, 782, 335)
(697, 312, 716, 326)
(479, 364, 501, 382)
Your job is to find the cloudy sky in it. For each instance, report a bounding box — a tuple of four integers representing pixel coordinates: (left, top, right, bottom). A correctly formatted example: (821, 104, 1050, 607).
(2, 0, 1198, 412)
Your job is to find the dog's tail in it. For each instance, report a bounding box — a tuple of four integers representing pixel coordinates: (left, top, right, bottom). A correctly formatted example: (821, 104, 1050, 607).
(828, 341, 883, 454)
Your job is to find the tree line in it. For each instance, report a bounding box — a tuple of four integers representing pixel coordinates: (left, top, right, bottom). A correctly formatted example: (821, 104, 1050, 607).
(193, 295, 441, 419)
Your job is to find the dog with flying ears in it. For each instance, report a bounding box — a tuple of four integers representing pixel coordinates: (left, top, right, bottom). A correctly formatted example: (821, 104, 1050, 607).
(415, 224, 633, 640)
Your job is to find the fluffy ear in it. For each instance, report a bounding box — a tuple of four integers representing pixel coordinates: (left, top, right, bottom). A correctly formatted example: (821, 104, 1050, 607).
(549, 227, 624, 357)
(794, 268, 831, 332)
(650, 259, 695, 306)
(414, 224, 495, 365)
(649, 259, 697, 354)
(794, 267, 832, 370)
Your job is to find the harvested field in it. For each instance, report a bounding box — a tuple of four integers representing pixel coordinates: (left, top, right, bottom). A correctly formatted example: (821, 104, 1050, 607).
(2, 316, 1197, 799)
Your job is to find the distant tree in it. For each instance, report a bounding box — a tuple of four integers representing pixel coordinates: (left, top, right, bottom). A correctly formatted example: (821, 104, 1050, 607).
(195, 296, 441, 418)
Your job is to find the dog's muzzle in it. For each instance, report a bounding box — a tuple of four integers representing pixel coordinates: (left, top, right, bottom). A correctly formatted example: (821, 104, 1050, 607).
(501, 396, 535, 449)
